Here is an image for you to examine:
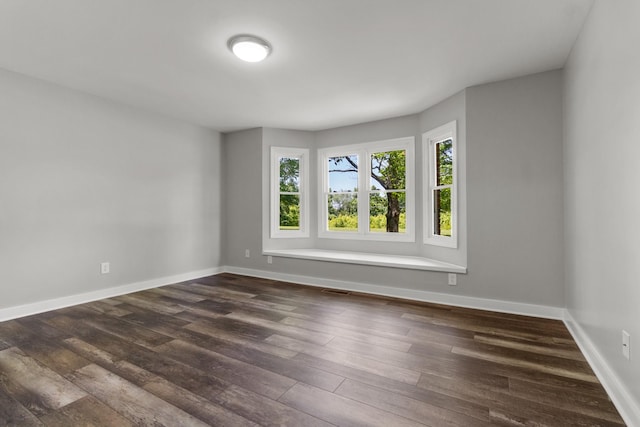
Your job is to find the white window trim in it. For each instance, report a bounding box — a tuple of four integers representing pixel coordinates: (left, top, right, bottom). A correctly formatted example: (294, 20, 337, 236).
(423, 121, 458, 248)
(318, 137, 415, 242)
(270, 147, 310, 238)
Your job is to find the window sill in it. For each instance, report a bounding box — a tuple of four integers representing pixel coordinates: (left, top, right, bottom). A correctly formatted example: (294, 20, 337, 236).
(263, 248, 467, 273)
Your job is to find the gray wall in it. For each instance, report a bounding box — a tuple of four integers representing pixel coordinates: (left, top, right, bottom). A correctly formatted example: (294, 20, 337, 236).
(224, 71, 565, 308)
(222, 128, 263, 267)
(466, 70, 565, 305)
(0, 68, 223, 309)
(564, 0, 640, 409)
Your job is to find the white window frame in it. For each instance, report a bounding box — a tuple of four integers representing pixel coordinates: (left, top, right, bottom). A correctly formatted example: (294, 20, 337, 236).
(423, 121, 457, 248)
(270, 147, 310, 238)
(318, 137, 415, 242)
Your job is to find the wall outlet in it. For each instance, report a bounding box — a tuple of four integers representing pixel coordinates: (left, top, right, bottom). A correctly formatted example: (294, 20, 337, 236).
(245, 249, 250, 258)
(447, 273, 457, 286)
(100, 262, 110, 274)
(267, 255, 273, 264)
(622, 330, 630, 360)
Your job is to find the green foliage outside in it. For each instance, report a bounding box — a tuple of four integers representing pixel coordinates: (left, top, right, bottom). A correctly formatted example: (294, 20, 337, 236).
(437, 140, 453, 186)
(371, 150, 406, 190)
(327, 193, 358, 231)
(328, 214, 358, 231)
(327, 213, 406, 232)
(369, 212, 406, 232)
(439, 212, 451, 236)
(328, 193, 357, 216)
(434, 140, 453, 237)
(279, 196, 300, 229)
(279, 157, 301, 230)
(279, 158, 299, 192)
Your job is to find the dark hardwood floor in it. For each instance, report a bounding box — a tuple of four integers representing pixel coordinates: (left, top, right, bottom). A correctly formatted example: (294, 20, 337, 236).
(0, 273, 626, 426)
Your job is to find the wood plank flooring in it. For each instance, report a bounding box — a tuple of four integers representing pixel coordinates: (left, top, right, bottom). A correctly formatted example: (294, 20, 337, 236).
(0, 273, 626, 426)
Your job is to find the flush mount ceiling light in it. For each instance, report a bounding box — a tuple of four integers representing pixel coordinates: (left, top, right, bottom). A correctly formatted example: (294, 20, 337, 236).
(228, 35, 271, 63)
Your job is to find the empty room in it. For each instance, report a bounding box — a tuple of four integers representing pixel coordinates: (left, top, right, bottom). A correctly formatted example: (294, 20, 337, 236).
(0, 0, 638, 425)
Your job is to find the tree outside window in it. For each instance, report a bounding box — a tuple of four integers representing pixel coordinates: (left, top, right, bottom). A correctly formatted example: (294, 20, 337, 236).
(319, 138, 414, 242)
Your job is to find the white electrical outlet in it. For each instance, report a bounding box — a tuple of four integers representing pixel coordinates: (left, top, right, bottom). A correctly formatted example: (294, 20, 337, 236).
(622, 330, 630, 360)
(267, 255, 273, 264)
(100, 262, 110, 274)
(447, 273, 457, 286)
(245, 249, 250, 258)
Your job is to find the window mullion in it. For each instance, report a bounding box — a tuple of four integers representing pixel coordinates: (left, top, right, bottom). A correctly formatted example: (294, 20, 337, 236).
(432, 184, 451, 191)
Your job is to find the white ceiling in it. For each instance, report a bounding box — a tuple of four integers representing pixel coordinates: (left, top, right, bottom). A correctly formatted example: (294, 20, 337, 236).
(0, 0, 593, 132)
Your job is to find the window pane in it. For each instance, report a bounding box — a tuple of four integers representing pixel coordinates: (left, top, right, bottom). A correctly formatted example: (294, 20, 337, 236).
(279, 157, 299, 192)
(436, 140, 453, 186)
(369, 191, 406, 233)
(279, 195, 300, 230)
(327, 193, 358, 231)
(328, 155, 358, 192)
(370, 150, 406, 190)
(433, 187, 451, 236)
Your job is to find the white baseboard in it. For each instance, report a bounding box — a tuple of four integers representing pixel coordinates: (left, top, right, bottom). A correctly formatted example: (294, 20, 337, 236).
(1, 265, 562, 322)
(564, 310, 640, 427)
(222, 265, 564, 320)
(0, 267, 224, 322)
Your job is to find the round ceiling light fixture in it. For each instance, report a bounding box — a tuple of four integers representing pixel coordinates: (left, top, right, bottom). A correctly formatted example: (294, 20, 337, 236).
(228, 34, 271, 63)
